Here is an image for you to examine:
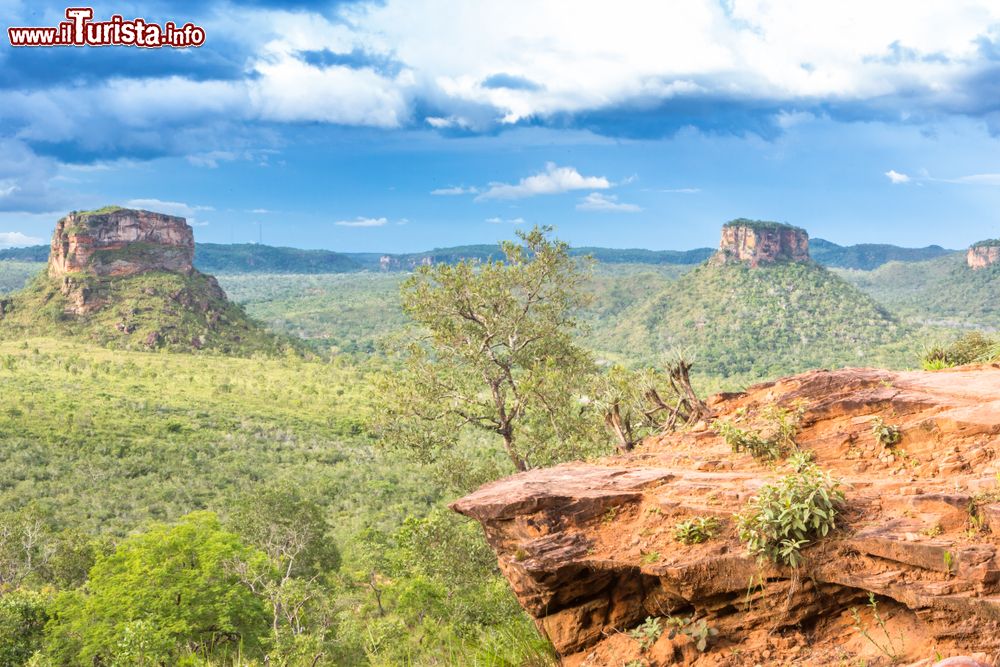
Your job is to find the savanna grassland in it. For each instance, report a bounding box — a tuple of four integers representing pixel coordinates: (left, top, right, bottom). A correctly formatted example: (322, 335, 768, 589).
(0, 242, 998, 666)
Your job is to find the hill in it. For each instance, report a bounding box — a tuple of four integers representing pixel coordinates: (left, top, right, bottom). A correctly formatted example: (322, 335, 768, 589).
(195, 242, 361, 273)
(810, 237, 954, 269)
(835, 252, 1000, 330)
(605, 260, 911, 378)
(0, 208, 292, 355)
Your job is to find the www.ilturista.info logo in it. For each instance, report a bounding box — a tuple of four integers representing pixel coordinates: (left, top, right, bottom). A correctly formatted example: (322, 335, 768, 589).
(8, 7, 205, 48)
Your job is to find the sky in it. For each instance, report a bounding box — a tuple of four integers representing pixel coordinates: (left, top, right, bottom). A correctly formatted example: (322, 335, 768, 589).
(3, 2, 1000, 252)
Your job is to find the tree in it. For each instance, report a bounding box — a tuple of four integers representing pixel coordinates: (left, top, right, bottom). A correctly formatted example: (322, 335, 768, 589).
(371, 226, 597, 472)
(593, 354, 714, 453)
(225, 483, 340, 647)
(44, 511, 269, 665)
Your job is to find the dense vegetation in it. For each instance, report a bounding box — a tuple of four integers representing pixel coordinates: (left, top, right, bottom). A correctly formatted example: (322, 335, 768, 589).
(604, 261, 914, 380)
(810, 238, 953, 270)
(2, 228, 998, 665)
(196, 244, 361, 274)
(0, 338, 551, 665)
(834, 253, 1000, 330)
(0, 262, 41, 293)
(0, 272, 291, 356)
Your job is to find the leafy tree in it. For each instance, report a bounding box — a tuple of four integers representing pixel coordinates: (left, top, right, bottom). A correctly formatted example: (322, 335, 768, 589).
(225, 484, 340, 648)
(0, 588, 50, 666)
(43, 511, 269, 665)
(371, 226, 597, 472)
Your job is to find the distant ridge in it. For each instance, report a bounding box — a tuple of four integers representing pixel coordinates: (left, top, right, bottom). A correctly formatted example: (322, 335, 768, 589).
(0, 239, 957, 272)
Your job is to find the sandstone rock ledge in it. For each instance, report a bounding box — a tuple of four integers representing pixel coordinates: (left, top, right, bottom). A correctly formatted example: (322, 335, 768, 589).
(453, 367, 1000, 666)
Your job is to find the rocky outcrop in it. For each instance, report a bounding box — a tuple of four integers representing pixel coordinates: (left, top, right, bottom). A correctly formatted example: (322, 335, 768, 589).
(49, 207, 194, 280)
(46, 207, 195, 315)
(712, 219, 810, 267)
(454, 366, 1000, 666)
(967, 242, 1000, 270)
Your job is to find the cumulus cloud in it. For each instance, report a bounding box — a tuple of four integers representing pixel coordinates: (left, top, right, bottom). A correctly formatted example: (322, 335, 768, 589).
(885, 169, 911, 184)
(0, 231, 44, 247)
(126, 199, 215, 218)
(335, 216, 389, 227)
(431, 186, 479, 195)
(576, 192, 641, 212)
(478, 163, 610, 200)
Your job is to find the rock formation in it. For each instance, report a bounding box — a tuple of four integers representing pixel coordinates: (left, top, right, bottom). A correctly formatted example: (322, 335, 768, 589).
(44, 207, 220, 316)
(967, 241, 1000, 270)
(49, 207, 194, 279)
(454, 366, 1000, 666)
(0, 206, 286, 355)
(712, 219, 810, 267)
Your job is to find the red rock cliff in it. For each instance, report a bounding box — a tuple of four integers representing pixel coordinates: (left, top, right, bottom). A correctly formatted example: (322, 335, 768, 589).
(454, 367, 1000, 666)
(48, 207, 194, 279)
(712, 220, 810, 267)
(968, 243, 1000, 270)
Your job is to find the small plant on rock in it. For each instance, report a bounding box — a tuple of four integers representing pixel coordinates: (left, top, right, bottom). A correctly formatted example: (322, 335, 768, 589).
(737, 461, 844, 567)
(664, 615, 718, 652)
(674, 516, 721, 545)
(715, 420, 785, 461)
(850, 593, 901, 662)
(628, 616, 663, 651)
(870, 417, 901, 451)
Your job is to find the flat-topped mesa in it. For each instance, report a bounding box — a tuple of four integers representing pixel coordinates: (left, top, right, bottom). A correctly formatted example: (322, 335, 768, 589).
(712, 219, 810, 267)
(967, 239, 1000, 270)
(49, 206, 194, 279)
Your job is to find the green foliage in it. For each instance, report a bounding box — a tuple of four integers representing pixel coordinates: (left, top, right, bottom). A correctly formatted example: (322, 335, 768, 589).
(627, 616, 663, 651)
(722, 218, 805, 234)
(611, 261, 911, 379)
(44, 511, 269, 665)
(850, 593, 901, 661)
(0, 588, 50, 666)
(809, 238, 952, 270)
(664, 616, 718, 652)
(674, 516, 721, 545)
(736, 462, 844, 567)
(0, 271, 293, 357)
(870, 417, 902, 449)
(0, 262, 43, 294)
(196, 243, 361, 274)
(921, 331, 996, 369)
(371, 226, 601, 472)
(714, 404, 804, 462)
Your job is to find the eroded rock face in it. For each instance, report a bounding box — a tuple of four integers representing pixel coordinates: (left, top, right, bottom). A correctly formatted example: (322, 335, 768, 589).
(49, 208, 194, 280)
(967, 244, 1000, 270)
(47, 207, 195, 314)
(712, 220, 810, 267)
(453, 367, 1000, 666)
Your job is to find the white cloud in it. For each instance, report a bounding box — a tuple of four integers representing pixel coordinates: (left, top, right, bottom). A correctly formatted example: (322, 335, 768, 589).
(885, 169, 911, 184)
(948, 173, 1000, 185)
(576, 192, 641, 212)
(478, 162, 610, 200)
(0, 231, 44, 247)
(658, 187, 701, 194)
(431, 186, 479, 195)
(335, 216, 389, 227)
(125, 199, 215, 218)
(248, 208, 273, 214)
(486, 216, 526, 224)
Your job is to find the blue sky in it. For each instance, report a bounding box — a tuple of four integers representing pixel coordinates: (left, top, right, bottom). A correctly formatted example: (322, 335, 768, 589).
(3, 1, 1000, 252)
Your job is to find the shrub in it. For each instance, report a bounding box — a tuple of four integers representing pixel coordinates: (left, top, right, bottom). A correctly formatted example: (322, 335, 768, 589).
(627, 617, 663, 651)
(921, 332, 995, 369)
(870, 417, 901, 450)
(665, 616, 718, 652)
(736, 462, 844, 567)
(715, 420, 784, 461)
(674, 516, 721, 545)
